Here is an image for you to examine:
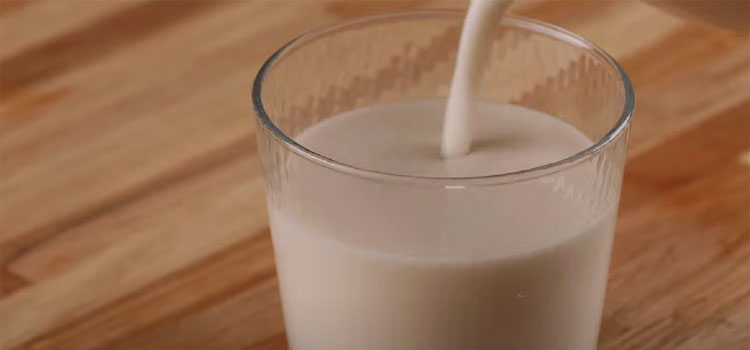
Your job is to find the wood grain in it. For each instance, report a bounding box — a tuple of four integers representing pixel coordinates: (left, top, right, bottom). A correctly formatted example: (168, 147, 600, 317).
(1, 1, 748, 349)
(0, 268, 28, 298)
(602, 100, 750, 349)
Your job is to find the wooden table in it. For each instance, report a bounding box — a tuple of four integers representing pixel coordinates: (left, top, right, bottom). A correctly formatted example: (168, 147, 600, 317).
(1, 1, 748, 349)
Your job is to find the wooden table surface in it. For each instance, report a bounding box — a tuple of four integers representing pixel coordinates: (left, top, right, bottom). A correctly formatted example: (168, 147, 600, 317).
(1, 1, 748, 349)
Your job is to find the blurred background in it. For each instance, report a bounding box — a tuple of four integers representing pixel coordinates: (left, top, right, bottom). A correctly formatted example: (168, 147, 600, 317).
(0, 1, 748, 349)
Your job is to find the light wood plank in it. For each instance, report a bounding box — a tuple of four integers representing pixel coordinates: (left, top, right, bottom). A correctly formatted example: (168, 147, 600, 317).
(600, 101, 750, 349)
(15, 232, 278, 350)
(1, 157, 268, 349)
(0, 1, 322, 249)
(0, 0, 144, 60)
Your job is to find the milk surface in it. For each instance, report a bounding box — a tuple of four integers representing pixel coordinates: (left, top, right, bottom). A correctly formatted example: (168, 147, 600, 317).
(270, 99, 615, 350)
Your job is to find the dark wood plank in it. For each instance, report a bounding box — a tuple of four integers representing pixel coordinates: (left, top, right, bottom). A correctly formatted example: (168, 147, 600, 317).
(0, 268, 29, 298)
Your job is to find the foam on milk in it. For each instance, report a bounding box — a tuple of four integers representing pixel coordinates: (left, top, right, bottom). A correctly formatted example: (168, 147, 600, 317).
(442, 0, 513, 158)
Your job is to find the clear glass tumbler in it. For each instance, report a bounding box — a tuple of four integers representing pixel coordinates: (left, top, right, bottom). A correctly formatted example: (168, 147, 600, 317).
(253, 11, 634, 350)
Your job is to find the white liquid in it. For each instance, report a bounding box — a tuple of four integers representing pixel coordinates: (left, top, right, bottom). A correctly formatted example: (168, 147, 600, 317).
(270, 99, 615, 350)
(442, 0, 513, 158)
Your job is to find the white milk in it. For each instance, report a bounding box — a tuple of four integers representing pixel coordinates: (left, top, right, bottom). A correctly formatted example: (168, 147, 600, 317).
(442, 0, 513, 158)
(270, 99, 615, 350)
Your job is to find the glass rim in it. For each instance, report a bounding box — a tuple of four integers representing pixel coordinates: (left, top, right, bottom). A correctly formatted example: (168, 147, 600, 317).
(252, 10, 635, 187)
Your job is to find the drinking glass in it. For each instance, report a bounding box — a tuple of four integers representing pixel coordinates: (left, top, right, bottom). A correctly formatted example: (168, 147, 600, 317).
(253, 10, 634, 350)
